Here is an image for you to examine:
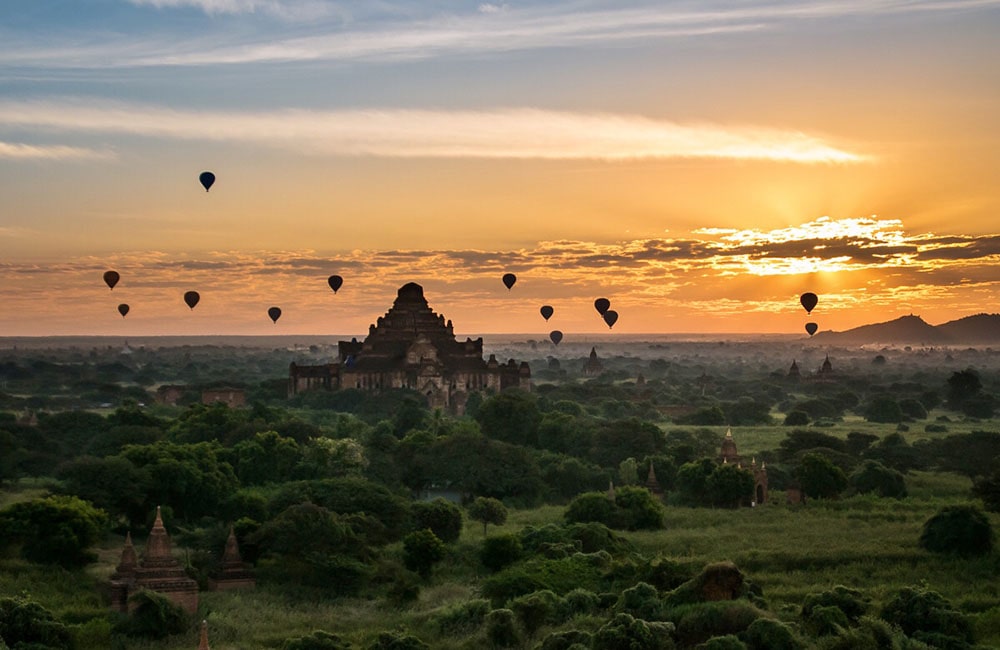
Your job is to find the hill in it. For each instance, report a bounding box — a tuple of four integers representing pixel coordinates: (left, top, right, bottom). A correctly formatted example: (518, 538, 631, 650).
(813, 313, 1000, 346)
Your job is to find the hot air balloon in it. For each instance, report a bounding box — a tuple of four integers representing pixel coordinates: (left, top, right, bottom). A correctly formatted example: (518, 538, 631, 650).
(327, 275, 343, 293)
(594, 298, 610, 316)
(540, 305, 554, 321)
(502, 273, 517, 290)
(268, 307, 282, 323)
(549, 330, 563, 345)
(184, 291, 200, 310)
(199, 171, 215, 192)
(117, 304, 129, 318)
(603, 310, 619, 329)
(800, 292, 818, 314)
(104, 270, 120, 290)
(805, 322, 818, 336)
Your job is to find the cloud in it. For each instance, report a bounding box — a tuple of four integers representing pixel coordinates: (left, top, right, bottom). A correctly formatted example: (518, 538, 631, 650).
(0, 140, 111, 161)
(6, 0, 997, 69)
(0, 100, 866, 163)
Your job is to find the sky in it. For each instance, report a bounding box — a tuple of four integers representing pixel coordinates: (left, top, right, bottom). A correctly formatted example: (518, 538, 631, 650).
(1, 0, 999, 337)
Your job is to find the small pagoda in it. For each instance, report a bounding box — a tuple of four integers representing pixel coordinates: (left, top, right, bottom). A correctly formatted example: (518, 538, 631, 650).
(208, 527, 256, 591)
(109, 507, 199, 614)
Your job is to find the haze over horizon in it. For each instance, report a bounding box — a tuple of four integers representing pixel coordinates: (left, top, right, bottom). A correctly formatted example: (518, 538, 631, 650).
(2, 1, 998, 337)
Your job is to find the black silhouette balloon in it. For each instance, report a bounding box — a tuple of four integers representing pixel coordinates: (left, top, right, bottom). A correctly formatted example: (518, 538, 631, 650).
(594, 298, 610, 315)
(540, 305, 554, 321)
(104, 270, 120, 290)
(800, 292, 818, 314)
(549, 330, 563, 345)
(603, 310, 619, 329)
(805, 322, 818, 336)
(327, 275, 343, 293)
(117, 304, 129, 318)
(502, 273, 517, 290)
(183, 291, 200, 310)
(268, 307, 282, 323)
(199, 171, 215, 192)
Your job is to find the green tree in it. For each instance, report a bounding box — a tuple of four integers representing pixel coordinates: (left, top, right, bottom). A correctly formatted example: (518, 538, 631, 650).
(590, 417, 664, 468)
(230, 430, 300, 485)
(119, 590, 188, 639)
(972, 468, 1000, 512)
(919, 505, 994, 556)
(946, 368, 982, 410)
(475, 390, 541, 447)
(56, 454, 152, 523)
(283, 630, 352, 650)
(674, 458, 717, 507)
(796, 453, 847, 500)
(783, 411, 809, 426)
(849, 460, 907, 498)
(863, 395, 903, 423)
(412, 498, 463, 543)
(0, 495, 106, 567)
(468, 496, 508, 536)
(0, 596, 72, 650)
(708, 463, 754, 508)
(880, 585, 973, 646)
(481, 533, 523, 572)
(402, 528, 446, 578)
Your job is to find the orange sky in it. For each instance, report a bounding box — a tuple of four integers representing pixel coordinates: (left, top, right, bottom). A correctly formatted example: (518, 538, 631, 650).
(1, 1, 998, 336)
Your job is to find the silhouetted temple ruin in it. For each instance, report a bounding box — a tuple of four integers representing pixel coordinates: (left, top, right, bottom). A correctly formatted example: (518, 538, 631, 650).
(289, 283, 530, 414)
(718, 429, 769, 505)
(110, 507, 199, 614)
(208, 527, 256, 591)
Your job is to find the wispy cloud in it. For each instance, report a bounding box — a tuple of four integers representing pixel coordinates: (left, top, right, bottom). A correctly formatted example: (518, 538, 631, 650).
(0, 100, 866, 163)
(0, 140, 112, 161)
(5, 0, 997, 68)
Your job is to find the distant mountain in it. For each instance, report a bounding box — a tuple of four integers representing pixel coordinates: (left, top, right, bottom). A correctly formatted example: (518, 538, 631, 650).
(813, 313, 1000, 346)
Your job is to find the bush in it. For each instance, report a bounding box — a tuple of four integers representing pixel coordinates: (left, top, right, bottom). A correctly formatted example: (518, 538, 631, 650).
(402, 529, 446, 577)
(536, 629, 593, 650)
(559, 588, 600, 618)
(480, 569, 549, 607)
(0, 495, 107, 567)
(849, 460, 907, 498)
(880, 585, 973, 645)
(565, 487, 664, 531)
(616, 582, 666, 621)
(700, 636, 747, 650)
(802, 605, 850, 636)
(669, 601, 765, 647)
(283, 630, 352, 650)
(436, 599, 491, 635)
(796, 454, 847, 500)
(485, 609, 520, 648)
(118, 590, 188, 640)
(740, 618, 802, 650)
(0, 596, 73, 649)
(411, 498, 463, 543)
(468, 497, 509, 537)
(510, 590, 561, 636)
(369, 631, 429, 650)
(592, 613, 675, 650)
(919, 505, 994, 556)
(783, 411, 810, 426)
(481, 533, 523, 572)
(801, 586, 868, 624)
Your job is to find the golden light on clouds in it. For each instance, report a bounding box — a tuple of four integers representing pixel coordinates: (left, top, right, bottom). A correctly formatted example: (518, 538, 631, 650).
(0, 101, 866, 164)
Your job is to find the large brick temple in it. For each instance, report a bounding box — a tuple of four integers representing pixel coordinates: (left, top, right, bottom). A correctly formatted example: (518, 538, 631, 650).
(289, 282, 530, 414)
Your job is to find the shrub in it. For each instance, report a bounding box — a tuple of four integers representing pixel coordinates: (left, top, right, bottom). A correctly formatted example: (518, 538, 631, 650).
(118, 590, 188, 640)
(369, 631, 429, 650)
(700, 636, 747, 649)
(564, 492, 620, 528)
(283, 630, 352, 650)
(536, 629, 593, 650)
(411, 498, 463, 543)
(468, 497, 509, 537)
(783, 411, 810, 426)
(592, 613, 675, 650)
(0, 495, 107, 567)
(485, 609, 520, 648)
(480, 569, 549, 607)
(919, 505, 994, 556)
(849, 461, 907, 498)
(559, 588, 600, 618)
(796, 453, 847, 499)
(0, 596, 73, 649)
(802, 605, 850, 636)
(402, 529, 446, 577)
(880, 585, 973, 645)
(669, 601, 765, 647)
(616, 582, 666, 621)
(801, 585, 868, 624)
(740, 618, 802, 650)
(436, 599, 491, 635)
(510, 590, 561, 637)
(481, 533, 523, 572)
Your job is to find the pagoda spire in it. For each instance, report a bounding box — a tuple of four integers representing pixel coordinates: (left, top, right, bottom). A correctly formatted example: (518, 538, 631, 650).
(198, 620, 210, 650)
(144, 505, 173, 560)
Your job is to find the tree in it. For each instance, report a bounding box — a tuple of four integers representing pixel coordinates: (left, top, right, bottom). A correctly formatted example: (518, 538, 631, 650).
(674, 458, 717, 507)
(230, 430, 300, 485)
(972, 469, 1000, 512)
(480, 533, 523, 572)
(919, 505, 994, 556)
(475, 390, 541, 447)
(863, 395, 903, 423)
(849, 460, 907, 498)
(590, 417, 664, 467)
(707, 463, 754, 508)
(783, 411, 810, 426)
(468, 497, 508, 536)
(402, 529, 446, 578)
(946, 368, 982, 410)
(0, 495, 106, 567)
(796, 453, 847, 500)
(0, 596, 72, 650)
(119, 590, 188, 639)
(55, 455, 152, 523)
(880, 585, 973, 646)
(411, 498, 463, 543)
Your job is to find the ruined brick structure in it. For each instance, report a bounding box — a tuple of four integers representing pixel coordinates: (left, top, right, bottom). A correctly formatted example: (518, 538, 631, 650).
(109, 507, 199, 614)
(582, 347, 604, 376)
(288, 282, 530, 415)
(718, 428, 769, 505)
(208, 527, 256, 591)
